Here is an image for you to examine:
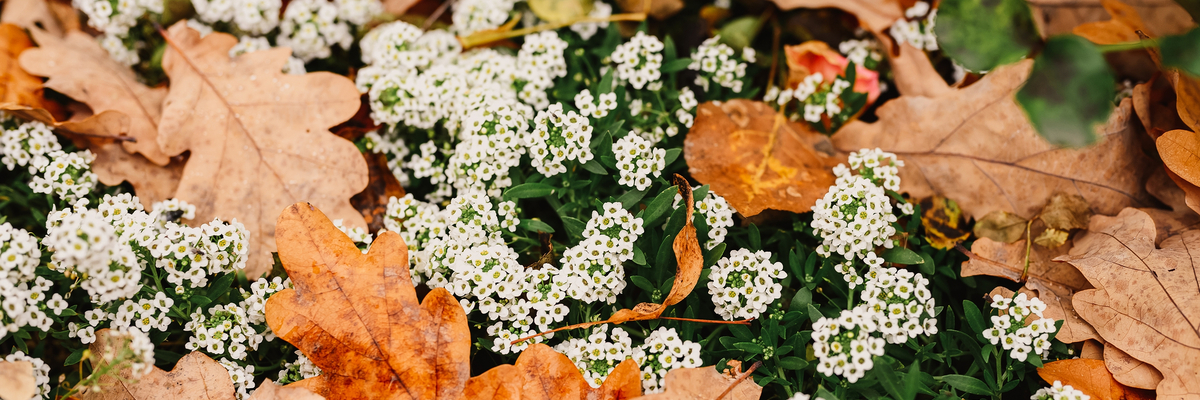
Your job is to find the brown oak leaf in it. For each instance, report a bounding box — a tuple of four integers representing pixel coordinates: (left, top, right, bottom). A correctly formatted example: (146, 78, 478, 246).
(1037, 358, 1155, 400)
(0, 23, 59, 114)
(962, 237, 1099, 343)
(685, 100, 841, 217)
(1104, 343, 1165, 390)
(0, 361, 35, 400)
(247, 380, 324, 400)
(158, 22, 368, 278)
(84, 330, 236, 399)
(770, 0, 903, 35)
(634, 366, 762, 400)
(1028, 0, 1194, 39)
(831, 61, 1156, 221)
(1059, 208, 1200, 399)
(0, 0, 64, 36)
(616, 0, 683, 20)
(265, 203, 641, 399)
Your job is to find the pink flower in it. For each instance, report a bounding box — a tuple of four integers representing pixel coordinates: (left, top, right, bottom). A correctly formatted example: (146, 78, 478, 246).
(785, 41, 881, 104)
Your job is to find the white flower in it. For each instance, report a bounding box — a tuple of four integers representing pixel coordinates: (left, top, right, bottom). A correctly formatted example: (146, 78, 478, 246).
(611, 31, 664, 90)
(555, 326, 633, 388)
(451, 0, 515, 36)
(707, 249, 786, 321)
(688, 36, 749, 93)
(631, 327, 703, 393)
(191, 0, 281, 34)
(613, 134, 666, 191)
(526, 103, 594, 176)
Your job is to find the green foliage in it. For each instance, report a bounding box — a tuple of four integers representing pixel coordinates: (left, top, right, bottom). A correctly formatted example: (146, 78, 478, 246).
(1162, 27, 1200, 77)
(1018, 35, 1115, 147)
(935, 0, 1040, 72)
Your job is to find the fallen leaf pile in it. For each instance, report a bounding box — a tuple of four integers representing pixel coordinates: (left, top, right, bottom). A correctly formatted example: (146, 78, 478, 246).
(265, 202, 761, 400)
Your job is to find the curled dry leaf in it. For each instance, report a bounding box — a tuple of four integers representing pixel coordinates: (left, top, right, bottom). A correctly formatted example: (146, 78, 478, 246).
(1071, 0, 1152, 44)
(634, 366, 762, 400)
(961, 238, 1100, 343)
(1104, 343, 1165, 390)
(616, 0, 683, 20)
(1037, 358, 1155, 400)
(0, 23, 60, 114)
(265, 203, 642, 399)
(159, 22, 368, 278)
(684, 100, 841, 217)
(1060, 208, 1200, 398)
(1141, 168, 1200, 242)
(246, 379, 323, 400)
(831, 61, 1156, 221)
(919, 195, 971, 250)
(0, 361, 35, 400)
(1132, 75, 1188, 140)
(84, 330, 235, 400)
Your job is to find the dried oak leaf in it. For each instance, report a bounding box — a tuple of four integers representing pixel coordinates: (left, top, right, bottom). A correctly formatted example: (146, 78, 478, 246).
(83, 330, 236, 399)
(0, 23, 58, 113)
(20, 28, 171, 165)
(1059, 208, 1200, 398)
(770, 0, 903, 34)
(974, 210, 1028, 244)
(616, 0, 683, 20)
(0, 0, 63, 36)
(247, 379, 324, 400)
(831, 61, 1156, 221)
(1071, 0, 1151, 44)
(158, 22, 368, 278)
(265, 203, 640, 399)
(920, 195, 971, 250)
(961, 238, 1100, 343)
(1104, 342, 1165, 390)
(1037, 358, 1155, 400)
(685, 100, 841, 217)
(1028, 0, 1194, 39)
(634, 366, 762, 400)
(0, 361, 35, 400)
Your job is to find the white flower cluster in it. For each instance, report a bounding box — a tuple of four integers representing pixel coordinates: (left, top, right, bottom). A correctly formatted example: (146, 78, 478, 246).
(611, 31, 664, 90)
(631, 327, 703, 393)
(983, 293, 1057, 362)
(184, 303, 264, 361)
(515, 31, 569, 110)
(773, 72, 852, 124)
(104, 292, 174, 334)
(675, 189, 735, 250)
(99, 34, 140, 66)
(450, 0, 515, 36)
(560, 203, 643, 304)
(229, 36, 306, 75)
(811, 149, 906, 286)
(30, 151, 97, 202)
(631, 123, 679, 144)
(334, 0, 382, 25)
(483, 262, 570, 354)
(383, 193, 445, 259)
(219, 357, 257, 399)
(191, 0, 280, 34)
(448, 103, 530, 197)
(0, 116, 61, 174)
(277, 0, 354, 61)
(528, 103, 595, 176)
(839, 39, 882, 67)
(613, 134, 665, 191)
(149, 216, 250, 289)
(688, 36, 748, 93)
(4, 352, 49, 399)
(43, 205, 142, 304)
(363, 130, 411, 186)
(333, 219, 373, 253)
(240, 276, 291, 325)
(569, 0, 612, 40)
(277, 349, 321, 384)
(1032, 381, 1090, 400)
(813, 267, 937, 382)
(359, 20, 428, 68)
(707, 249, 786, 320)
(555, 326, 634, 387)
(574, 89, 618, 119)
(858, 266, 938, 343)
(74, 0, 162, 35)
(676, 87, 698, 128)
(0, 224, 54, 336)
(889, 1, 938, 51)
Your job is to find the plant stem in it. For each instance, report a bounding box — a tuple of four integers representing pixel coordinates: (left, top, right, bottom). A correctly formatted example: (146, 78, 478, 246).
(1098, 39, 1159, 52)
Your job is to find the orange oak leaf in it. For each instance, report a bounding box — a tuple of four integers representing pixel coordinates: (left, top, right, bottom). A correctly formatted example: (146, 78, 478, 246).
(247, 379, 324, 400)
(158, 22, 368, 278)
(0, 361, 35, 400)
(684, 100, 841, 217)
(1071, 0, 1151, 45)
(961, 238, 1099, 343)
(1059, 208, 1200, 399)
(1037, 358, 1155, 400)
(20, 28, 171, 165)
(634, 366, 762, 400)
(1028, 0, 1194, 39)
(0, 23, 59, 114)
(265, 203, 641, 399)
(831, 61, 1156, 221)
(770, 0, 903, 35)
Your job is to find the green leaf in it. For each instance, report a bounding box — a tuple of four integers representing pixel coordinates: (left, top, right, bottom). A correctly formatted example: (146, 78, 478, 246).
(789, 287, 812, 311)
(190, 295, 213, 308)
(642, 187, 678, 227)
(630, 275, 656, 293)
(502, 183, 556, 200)
(662, 58, 693, 73)
(935, 0, 1039, 72)
(1017, 35, 1116, 147)
(664, 148, 682, 167)
(777, 356, 808, 370)
(733, 342, 764, 354)
(748, 223, 761, 250)
(633, 246, 647, 266)
(205, 272, 236, 299)
(718, 16, 762, 50)
(703, 242, 726, 267)
(807, 303, 825, 323)
(963, 300, 987, 334)
(617, 188, 649, 209)
(939, 374, 993, 396)
(919, 251, 936, 276)
(65, 347, 86, 366)
(882, 247, 925, 265)
(519, 219, 555, 233)
(561, 216, 586, 238)
(815, 387, 840, 400)
(730, 324, 754, 340)
(581, 159, 608, 175)
(1162, 28, 1200, 77)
